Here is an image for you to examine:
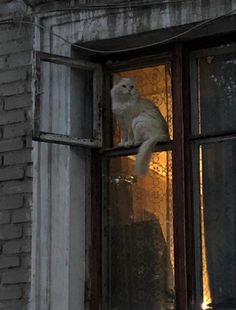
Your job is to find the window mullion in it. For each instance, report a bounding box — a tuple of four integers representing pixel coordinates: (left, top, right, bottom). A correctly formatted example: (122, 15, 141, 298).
(101, 141, 172, 157)
(172, 42, 189, 310)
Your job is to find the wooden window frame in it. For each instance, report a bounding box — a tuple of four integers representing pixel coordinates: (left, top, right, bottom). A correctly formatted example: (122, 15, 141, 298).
(33, 51, 103, 148)
(189, 40, 236, 309)
(173, 35, 236, 310)
(89, 46, 189, 310)
(89, 32, 236, 310)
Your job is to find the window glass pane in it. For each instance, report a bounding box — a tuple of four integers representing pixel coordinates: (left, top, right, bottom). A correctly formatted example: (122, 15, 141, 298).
(107, 151, 175, 310)
(113, 64, 172, 146)
(40, 61, 93, 138)
(70, 68, 93, 138)
(197, 140, 236, 309)
(191, 44, 236, 136)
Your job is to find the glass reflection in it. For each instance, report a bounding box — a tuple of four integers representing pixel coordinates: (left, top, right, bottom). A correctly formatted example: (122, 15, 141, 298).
(108, 152, 174, 310)
(193, 44, 236, 136)
(199, 141, 236, 309)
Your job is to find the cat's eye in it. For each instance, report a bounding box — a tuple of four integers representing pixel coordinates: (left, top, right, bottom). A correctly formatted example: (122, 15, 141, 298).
(122, 85, 126, 88)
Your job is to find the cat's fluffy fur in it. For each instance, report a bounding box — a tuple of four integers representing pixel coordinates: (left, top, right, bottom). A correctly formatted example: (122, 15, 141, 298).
(111, 76, 170, 175)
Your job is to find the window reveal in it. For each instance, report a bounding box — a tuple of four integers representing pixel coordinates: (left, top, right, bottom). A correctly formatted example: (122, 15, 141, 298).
(108, 153, 174, 310)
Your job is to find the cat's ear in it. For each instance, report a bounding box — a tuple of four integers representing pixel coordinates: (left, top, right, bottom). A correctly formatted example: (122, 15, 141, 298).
(113, 74, 121, 85)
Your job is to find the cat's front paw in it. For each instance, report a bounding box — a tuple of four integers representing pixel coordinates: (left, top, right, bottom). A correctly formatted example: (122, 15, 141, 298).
(118, 140, 134, 147)
(118, 141, 125, 147)
(124, 140, 134, 147)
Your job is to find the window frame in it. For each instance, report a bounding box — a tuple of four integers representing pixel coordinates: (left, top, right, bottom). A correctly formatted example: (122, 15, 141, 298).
(33, 51, 103, 148)
(183, 34, 236, 310)
(87, 47, 189, 310)
(189, 41, 236, 309)
(89, 32, 236, 310)
(32, 31, 236, 310)
(102, 55, 175, 310)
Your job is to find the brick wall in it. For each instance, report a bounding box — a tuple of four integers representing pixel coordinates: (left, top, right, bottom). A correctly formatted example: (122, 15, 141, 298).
(0, 2, 33, 308)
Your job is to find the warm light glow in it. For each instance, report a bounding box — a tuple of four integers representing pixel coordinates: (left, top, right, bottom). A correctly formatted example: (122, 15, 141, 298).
(128, 152, 170, 177)
(115, 64, 173, 145)
(199, 147, 212, 307)
(201, 302, 208, 310)
(201, 302, 212, 310)
(115, 65, 175, 298)
(118, 66, 172, 180)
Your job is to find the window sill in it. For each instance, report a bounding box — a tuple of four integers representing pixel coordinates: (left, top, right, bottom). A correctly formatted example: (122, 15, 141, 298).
(101, 140, 172, 157)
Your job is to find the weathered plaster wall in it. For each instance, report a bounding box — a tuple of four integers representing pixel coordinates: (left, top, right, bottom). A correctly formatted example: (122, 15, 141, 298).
(36, 0, 236, 56)
(0, 2, 33, 309)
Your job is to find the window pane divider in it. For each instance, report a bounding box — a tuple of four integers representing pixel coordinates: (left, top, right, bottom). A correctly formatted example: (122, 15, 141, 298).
(190, 43, 236, 58)
(191, 132, 236, 145)
(100, 140, 172, 157)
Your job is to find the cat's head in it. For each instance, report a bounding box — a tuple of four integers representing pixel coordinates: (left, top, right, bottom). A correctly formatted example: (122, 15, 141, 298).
(111, 76, 138, 100)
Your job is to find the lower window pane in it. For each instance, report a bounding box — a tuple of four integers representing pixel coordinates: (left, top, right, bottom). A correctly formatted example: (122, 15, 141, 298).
(198, 141, 236, 309)
(106, 152, 175, 310)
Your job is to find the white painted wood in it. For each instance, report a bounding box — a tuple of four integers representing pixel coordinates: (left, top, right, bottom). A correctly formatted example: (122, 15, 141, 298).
(50, 144, 70, 310)
(31, 9, 112, 308)
(31, 14, 89, 310)
(34, 51, 103, 146)
(68, 148, 88, 309)
(30, 16, 51, 310)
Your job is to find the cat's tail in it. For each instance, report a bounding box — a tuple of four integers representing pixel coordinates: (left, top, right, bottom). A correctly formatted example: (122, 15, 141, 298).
(135, 136, 164, 176)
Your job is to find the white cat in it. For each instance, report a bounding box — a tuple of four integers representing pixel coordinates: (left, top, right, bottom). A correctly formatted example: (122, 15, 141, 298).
(111, 76, 170, 175)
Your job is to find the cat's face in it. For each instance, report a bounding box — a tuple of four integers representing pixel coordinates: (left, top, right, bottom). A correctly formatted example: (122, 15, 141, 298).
(111, 77, 138, 100)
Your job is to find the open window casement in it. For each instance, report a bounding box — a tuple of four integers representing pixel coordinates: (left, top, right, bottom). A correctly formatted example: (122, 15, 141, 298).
(33, 51, 103, 148)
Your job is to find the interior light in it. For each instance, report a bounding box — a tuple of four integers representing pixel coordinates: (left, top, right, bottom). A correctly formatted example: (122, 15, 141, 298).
(201, 302, 209, 310)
